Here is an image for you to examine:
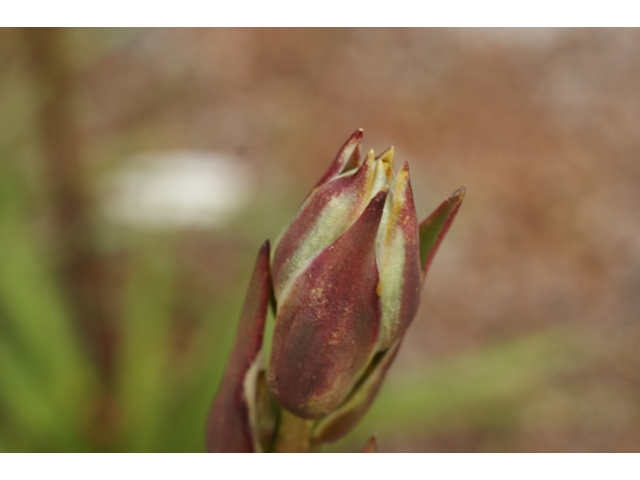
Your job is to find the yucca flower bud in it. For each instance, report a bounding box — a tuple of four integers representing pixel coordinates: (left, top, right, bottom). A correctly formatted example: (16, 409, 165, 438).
(268, 130, 464, 425)
(207, 130, 464, 451)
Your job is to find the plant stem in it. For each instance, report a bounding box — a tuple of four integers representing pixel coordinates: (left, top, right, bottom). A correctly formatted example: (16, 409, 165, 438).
(271, 409, 316, 453)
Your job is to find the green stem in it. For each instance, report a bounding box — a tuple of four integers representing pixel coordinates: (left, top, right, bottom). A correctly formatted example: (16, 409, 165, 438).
(271, 409, 316, 453)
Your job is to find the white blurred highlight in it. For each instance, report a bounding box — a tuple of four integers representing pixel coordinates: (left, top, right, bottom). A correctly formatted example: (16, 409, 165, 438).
(101, 151, 253, 229)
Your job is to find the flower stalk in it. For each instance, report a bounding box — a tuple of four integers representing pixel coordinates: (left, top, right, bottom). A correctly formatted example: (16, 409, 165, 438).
(271, 410, 316, 453)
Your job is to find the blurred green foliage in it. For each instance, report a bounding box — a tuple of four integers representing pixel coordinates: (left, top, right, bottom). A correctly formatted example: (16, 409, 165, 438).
(0, 151, 242, 451)
(0, 28, 244, 451)
(0, 159, 94, 451)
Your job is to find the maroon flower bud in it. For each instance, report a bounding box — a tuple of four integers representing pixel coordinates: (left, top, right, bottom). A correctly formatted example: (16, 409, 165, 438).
(207, 130, 464, 451)
(268, 130, 465, 423)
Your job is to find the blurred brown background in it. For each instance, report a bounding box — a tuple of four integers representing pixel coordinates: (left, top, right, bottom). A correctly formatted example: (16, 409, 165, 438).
(1, 28, 639, 452)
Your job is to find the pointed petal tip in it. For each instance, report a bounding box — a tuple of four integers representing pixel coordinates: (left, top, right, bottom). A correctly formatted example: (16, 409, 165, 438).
(362, 184, 388, 215)
(419, 185, 466, 227)
(398, 160, 410, 177)
(343, 130, 364, 154)
(418, 186, 465, 280)
(449, 185, 466, 202)
(362, 435, 378, 453)
(376, 146, 395, 165)
(374, 185, 389, 202)
(345, 128, 364, 146)
(391, 162, 412, 197)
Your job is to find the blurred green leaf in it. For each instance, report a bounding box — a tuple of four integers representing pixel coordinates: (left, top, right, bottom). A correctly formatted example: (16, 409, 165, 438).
(327, 329, 581, 451)
(0, 159, 94, 451)
(115, 239, 176, 452)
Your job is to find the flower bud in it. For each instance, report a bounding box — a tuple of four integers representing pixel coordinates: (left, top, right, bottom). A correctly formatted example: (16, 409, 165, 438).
(267, 130, 464, 422)
(207, 130, 464, 451)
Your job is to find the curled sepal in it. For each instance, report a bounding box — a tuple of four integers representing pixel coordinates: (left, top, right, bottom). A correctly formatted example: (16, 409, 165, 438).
(362, 435, 378, 453)
(269, 190, 388, 419)
(418, 186, 465, 281)
(310, 338, 402, 444)
(206, 241, 275, 453)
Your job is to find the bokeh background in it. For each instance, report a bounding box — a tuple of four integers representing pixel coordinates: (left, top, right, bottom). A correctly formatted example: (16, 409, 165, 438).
(1, 28, 639, 452)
